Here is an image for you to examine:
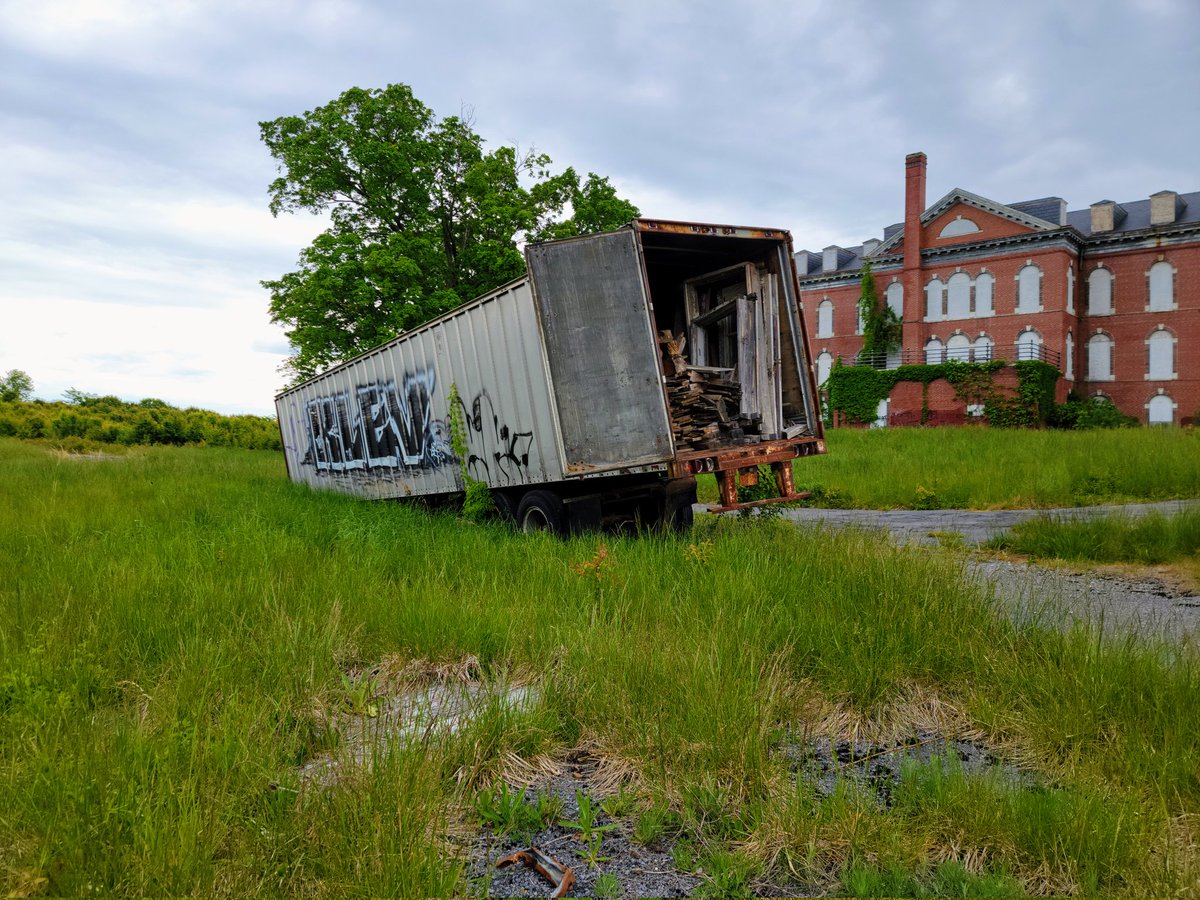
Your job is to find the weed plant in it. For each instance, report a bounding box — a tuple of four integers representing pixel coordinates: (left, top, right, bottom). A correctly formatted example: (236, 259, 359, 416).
(696, 426, 1200, 509)
(1, 439, 1198, 895)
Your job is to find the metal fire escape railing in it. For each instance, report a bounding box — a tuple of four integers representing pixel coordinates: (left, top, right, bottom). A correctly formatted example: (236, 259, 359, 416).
(850, 344, 1062, 370)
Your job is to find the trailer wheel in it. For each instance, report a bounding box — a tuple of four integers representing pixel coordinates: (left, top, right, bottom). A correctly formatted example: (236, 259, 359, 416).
(490, 490, 516, 522)
(665, 498, 695, 533)
(516, 490, 568, 536)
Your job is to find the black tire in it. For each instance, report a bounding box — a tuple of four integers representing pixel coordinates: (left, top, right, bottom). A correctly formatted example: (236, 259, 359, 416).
(516, 489, 568, 536)
(666, 498, 695, 533)
(491, 490, 516, 523)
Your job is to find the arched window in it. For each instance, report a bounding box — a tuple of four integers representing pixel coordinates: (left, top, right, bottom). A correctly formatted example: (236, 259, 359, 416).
(886, 282, 903, 318)
(973, 334, 993, 362)
(925, 278, 945, 321)
(1088, 267, 1113, 315)
(1067, 265, 1074, 313)
(817, 300, 833, 337)
(1148, 261, 1174, 311)
(1065, 331, 1074, 380)
(1148, 329, 1175, 380)
(1017, 264, 1042, 313)
(816, 351, 833, 386)
(924, 337, 945, 364)
(856, 303, 865, 335)
(946, 333, 971, 361)
(975, 272, 994, 317)
(1148, 393, 1174, 425)
(947, 272, 971, 319)
(938, 216, 981, 238)
(1087, 333, 1113, 381)
(1017, 329, 1042, 361)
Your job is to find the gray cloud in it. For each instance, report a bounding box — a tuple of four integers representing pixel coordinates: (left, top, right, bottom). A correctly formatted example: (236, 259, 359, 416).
(2, 0, 1197, 414)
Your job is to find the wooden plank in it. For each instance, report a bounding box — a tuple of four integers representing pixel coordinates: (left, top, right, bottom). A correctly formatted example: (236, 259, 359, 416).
(737, 294, 758, 417)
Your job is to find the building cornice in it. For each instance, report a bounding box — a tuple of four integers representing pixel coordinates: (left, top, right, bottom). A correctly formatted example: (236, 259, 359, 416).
(1081, 221, 1200, 255)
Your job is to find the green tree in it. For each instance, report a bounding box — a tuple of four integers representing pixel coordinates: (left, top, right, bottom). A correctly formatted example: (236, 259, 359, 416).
(0, 369, 33, 402)
(261, 84, 639, 380)
(857, 261, 901, 364)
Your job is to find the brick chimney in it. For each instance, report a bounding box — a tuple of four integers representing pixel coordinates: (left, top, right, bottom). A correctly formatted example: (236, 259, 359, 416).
(901, 153, 927, 346)
(904, 152, 927, 272)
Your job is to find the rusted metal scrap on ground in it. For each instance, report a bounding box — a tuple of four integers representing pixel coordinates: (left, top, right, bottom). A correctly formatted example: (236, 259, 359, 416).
(496, 846, 575, 898)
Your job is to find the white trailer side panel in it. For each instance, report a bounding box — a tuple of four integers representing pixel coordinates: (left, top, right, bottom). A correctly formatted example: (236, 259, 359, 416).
(275, 280, 566, 500)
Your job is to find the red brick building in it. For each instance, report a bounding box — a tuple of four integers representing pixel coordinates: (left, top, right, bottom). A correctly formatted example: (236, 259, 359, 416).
(797, 153, 1199, 425)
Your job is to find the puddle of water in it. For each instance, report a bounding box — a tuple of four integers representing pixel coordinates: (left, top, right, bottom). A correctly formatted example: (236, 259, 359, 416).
(299, 681, 538, 788)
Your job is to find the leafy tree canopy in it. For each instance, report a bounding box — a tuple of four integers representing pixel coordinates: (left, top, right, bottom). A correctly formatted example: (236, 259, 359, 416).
(261, 84, 639, 380)
(0, 369, 33, 402)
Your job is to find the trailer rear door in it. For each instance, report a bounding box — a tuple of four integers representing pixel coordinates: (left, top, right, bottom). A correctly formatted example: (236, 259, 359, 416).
(526, 229, 673, 472)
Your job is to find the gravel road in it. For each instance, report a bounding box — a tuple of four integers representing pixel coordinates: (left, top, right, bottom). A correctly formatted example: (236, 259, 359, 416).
(779, 499, 1199, 547)
(772, 499, 1200, 642)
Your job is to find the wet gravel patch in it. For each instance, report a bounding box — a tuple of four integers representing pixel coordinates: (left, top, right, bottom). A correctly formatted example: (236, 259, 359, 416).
(468, 751, 701, 899)
(778, 499, 1199, 547)
(782, 731, 1027, 809)
(970, 558, 1200, 641)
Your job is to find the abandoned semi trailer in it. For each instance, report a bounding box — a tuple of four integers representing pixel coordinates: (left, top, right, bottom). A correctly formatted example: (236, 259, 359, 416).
(275, 219, 827, 532)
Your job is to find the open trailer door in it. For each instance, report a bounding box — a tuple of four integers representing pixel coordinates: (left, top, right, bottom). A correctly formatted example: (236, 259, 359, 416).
(525, 229, 674, 474)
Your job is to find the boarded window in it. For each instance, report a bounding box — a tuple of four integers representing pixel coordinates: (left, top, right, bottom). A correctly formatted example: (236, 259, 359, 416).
(1088, 334, 1113, 381)
(925, 278, 944, 321)
(1017, 329, 1042, 361)
(974, 335, 993, 362)
(938, 217, 981, 238)
(816, 351, 833, 386)
(886, 282, 903, 318)
(1065, 332, 1074, 380)
(1017, 265, 1041, 312)
(1149, 261, 1174, 311)
(1066, 265, 1075, 313)
(946, 333, 971, 361)
(1148, 330, 1174, 379)
(1148, 394, 1174, 425)
(975, 272, 994, 317)
(947, 272, 971, 319)
(817, 300, 834, 337)
(924, 338, 945, 364)
(1088, 267, 1113, 315)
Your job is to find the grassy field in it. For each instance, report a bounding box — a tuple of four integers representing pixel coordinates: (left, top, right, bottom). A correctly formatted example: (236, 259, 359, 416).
(711, 426, 1200, 510)
(2, 438, 1199, 897)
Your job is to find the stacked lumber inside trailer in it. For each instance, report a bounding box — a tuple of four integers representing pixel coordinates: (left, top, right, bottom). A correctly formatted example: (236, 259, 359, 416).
(658, 331, 764, 450)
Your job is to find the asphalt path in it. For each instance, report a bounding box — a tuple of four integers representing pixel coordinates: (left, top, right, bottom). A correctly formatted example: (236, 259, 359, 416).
(778, 499, 1200, 546)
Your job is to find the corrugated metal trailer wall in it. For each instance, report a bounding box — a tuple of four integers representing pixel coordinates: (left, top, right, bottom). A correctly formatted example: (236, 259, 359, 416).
(275, 279, 566, 500)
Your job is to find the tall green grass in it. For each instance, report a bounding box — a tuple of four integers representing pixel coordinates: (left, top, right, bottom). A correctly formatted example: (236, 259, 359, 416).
(2, 439, 1197, 895)
(989, 508, 1200, 564)
(785, 427, 1200, 509)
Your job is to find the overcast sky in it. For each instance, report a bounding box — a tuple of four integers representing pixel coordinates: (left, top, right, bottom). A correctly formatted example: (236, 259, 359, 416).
(2, 0, 1197, 416)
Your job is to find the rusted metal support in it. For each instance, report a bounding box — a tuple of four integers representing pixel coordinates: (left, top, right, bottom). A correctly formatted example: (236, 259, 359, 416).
(496, 846, 575, 898)
(716, 469, 739, 509)
(774, 458, 796, 499)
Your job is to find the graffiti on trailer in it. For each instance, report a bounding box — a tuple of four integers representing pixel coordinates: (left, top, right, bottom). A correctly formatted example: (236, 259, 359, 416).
(460, 390, 535, 482)
(298, 369, 535, 484)
(302, 370, 456, 472)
